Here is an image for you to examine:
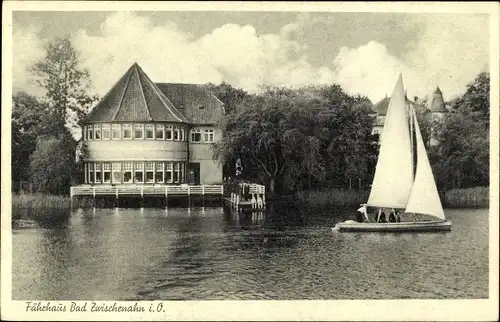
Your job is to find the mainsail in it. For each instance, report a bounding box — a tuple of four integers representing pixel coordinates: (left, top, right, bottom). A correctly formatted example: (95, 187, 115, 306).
(367, 74, 414, 209)
(405, 108, 446, 220)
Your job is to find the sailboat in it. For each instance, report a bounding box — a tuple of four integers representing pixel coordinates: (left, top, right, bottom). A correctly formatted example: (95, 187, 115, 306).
(332, 74, 452, 232)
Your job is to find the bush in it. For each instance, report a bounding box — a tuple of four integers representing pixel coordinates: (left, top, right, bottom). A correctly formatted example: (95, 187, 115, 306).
(444, 187, 489, 208)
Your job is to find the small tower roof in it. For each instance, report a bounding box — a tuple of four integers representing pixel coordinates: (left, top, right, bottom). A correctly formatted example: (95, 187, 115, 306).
(429, 86, 447, 113)
(85, 63, 189, 123)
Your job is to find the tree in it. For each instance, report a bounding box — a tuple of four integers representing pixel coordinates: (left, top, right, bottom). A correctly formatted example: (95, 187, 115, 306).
(30, 137, 74, 195)
(430, 72, 489, 191)
(19, 35, 99, 194)
(11, 92, 53, 189)
(31, 35, 99, 138)
(205, 82, 249, 115)
(214, 84, 378, 195)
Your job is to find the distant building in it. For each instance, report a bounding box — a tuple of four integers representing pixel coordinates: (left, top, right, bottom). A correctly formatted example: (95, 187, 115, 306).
(80, 63, 225, 186)
(370, 87, 448, 146)
(427, 87, 448, 146)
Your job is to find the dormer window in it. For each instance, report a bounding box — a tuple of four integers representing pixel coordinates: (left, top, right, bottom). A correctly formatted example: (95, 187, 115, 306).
(198, 104, 205, 110)
(88, 126, 93, 140)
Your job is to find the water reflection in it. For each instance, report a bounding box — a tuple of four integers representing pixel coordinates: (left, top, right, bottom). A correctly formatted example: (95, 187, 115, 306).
(12, 205, 489, 300)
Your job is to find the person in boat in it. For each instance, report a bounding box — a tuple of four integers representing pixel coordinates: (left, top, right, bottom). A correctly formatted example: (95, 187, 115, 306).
(395, 211, 401, 222)
(379, 212, 387, 223)
(356, 204, 370, 222)
(389, 210, 396, 223)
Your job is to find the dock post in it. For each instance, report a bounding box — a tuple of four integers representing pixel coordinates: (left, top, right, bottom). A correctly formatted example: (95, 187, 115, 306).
(188, 185, 191, 208)
(92, 186, 96, 209)
(70, 187, 74, 210)
(115, 186, 119, 208)
(202, 185, 205, 206)
(165, 185, 168, 208)
(140, 185, 144, 207)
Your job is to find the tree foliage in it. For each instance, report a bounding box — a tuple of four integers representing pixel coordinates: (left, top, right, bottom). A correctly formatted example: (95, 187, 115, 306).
(205, 82, 249, 115)
(12, 36, 98, 195)
(430, 73, 489, 191)
(214, 84, 377, 195)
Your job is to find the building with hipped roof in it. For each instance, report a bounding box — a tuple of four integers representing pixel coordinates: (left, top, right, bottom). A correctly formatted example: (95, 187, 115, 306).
(80, 63, 225, 186)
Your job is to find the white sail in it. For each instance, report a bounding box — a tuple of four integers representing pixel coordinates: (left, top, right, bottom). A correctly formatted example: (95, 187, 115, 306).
(367, 74, 414, 209)
(405, 108, 446, 220)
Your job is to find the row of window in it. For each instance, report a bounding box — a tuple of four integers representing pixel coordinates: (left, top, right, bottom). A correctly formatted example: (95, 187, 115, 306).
(85, 161, 186, 184)
(83, 124, 215, 143)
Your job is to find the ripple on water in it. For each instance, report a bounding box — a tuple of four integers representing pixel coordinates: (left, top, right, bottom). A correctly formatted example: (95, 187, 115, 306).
(11, 207, 489, 300)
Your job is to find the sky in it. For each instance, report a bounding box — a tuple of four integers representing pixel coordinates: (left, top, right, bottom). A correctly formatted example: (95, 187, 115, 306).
(12, 10, 490, 104)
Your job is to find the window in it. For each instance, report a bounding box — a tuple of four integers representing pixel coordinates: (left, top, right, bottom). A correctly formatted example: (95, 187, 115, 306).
(165, 125, 173, 140)
(88, 126, 94, 140)
(134, 124, 144, 139)
(112, 162, 122, 183)
(134, 162, 144, 183)
(122, 124, 132, 139)
(180, 163, 184, 183)
(156, 124, 164, 140)
(102, 163, 111, 183)
(191, 129, 201, 142)
(180, 128, 185, 141)
(102, 124, 110, 140)
(166, 162, 173, 183)
(123, 162, 132, 183)
(174, 162, 180, 183)
(83, 126, 87, 141)
(155, 162, 164, 183)
(145, 162, 154, 183)
(112, 124, 121, 139)
(88, 163, 94, 183)
(94, 124, 101, 140)
(95, 163, 102, 183)
(204, 129, 214, 142)
(173, 126, 180, 141)
(145, 124, 154, 139)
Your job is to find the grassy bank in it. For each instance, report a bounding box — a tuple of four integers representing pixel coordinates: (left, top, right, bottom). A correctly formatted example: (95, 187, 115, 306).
(296, 189, 369, 207)
(444, 187, 489, 208)
(12, 194, 72, 224)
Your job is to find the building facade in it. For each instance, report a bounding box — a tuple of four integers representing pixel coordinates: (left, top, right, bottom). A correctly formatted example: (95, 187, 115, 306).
(370, 87, 448, 146)
(81, 63, 225, 186)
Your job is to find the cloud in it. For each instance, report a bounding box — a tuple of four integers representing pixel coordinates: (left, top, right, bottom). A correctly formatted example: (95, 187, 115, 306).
(332, 14, 489, 102)
(71, 12, 334, 96)
(12, 11, 489, 105)
(12, 25, 46, 96)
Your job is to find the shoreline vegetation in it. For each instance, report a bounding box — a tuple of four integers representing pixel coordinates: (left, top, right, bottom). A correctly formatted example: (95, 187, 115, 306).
(11, 186, 489, 226)
(296, 186, 489, 209)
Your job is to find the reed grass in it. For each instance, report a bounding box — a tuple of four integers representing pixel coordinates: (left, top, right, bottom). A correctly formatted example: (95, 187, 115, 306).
(444, 187, 489, 208)
(12, 194, 71, 222)
(296, 189, 369, 207)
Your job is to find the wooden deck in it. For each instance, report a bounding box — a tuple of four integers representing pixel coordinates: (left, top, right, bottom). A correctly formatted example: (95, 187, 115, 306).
(70, 184, 224, 198)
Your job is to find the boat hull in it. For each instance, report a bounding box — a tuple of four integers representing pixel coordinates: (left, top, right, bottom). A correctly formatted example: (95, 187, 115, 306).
(332, 220, 452, 233)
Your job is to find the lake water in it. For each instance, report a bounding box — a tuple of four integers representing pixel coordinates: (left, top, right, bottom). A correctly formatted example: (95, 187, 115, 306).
(12, 204, 489, 300)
